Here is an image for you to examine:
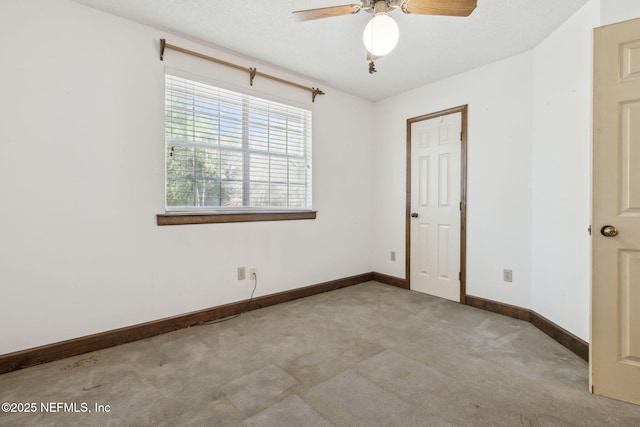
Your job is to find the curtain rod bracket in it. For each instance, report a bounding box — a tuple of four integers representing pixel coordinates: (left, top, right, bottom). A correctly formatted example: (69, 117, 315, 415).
(249, 68, 257, 86)
(312, 88, 325, 103)
(160, 38, 166, 61)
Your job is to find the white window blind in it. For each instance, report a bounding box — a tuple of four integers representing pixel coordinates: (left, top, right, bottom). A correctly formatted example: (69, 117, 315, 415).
(165, 74, 312, 212)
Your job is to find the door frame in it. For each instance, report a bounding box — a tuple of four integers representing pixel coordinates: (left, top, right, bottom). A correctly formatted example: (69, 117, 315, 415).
(406, 104, 468, 303)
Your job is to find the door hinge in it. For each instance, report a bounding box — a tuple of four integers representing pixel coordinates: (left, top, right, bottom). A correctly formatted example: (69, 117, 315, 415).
(459, 201, 462, 211)
(588, 224, 592, 235)
(459, 272, 461, 280)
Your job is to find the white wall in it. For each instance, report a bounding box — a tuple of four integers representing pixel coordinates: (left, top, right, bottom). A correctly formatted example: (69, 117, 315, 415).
(5, 0, 640, 356)
(600, 0, 640, 26)
(530, 0, 600, 341)
(372, 53, 534, 309)
(0, 0, 375, 354)
(372, 0, 640, 342)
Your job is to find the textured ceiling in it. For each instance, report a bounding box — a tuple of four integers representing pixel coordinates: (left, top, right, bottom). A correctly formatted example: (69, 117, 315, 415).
(69, 0, 589, 101)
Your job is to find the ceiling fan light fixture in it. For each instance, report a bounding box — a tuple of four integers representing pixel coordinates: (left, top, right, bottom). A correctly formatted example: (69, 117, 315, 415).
(362, 12, 399, 57)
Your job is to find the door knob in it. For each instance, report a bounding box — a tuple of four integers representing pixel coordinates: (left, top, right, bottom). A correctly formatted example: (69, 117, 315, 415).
(411, 212, 419, 218)
(600, 225, 619, 237)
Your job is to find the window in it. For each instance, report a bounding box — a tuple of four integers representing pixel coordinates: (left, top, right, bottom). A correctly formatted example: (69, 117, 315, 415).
(164, 73, 313, 217)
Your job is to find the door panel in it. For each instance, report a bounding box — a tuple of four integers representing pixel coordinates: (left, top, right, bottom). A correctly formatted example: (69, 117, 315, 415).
(439, 153, 451, 207)
(438, 224, 451, 279)
(622, 40, 640, 80)
(592, 17, 640, 405)
(410, 112, 461, 301)
(621, 102, 640, 212)
(619, 250, 640, 364)
(418, 223, 431, 277)
(419, 156, 430, 207)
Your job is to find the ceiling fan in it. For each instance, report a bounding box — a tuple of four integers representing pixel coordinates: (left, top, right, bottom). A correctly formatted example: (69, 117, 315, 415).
(293, 0, 478, 74)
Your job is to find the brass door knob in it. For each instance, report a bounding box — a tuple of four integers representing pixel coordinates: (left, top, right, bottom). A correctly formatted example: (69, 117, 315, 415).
(600, 225, 619, 237)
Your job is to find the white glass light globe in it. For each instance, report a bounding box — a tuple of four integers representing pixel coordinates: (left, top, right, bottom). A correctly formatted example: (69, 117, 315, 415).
(363, 13, 399, 57)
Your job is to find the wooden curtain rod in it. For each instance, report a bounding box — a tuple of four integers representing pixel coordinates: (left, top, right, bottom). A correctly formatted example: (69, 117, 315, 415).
(159, 39, 325, 103)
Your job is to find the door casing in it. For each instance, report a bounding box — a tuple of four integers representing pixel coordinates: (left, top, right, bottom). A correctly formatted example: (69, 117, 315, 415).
(406, 105, 468, 303)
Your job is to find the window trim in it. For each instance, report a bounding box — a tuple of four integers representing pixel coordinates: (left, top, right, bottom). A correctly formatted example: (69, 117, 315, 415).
(157, 210, 317, 226)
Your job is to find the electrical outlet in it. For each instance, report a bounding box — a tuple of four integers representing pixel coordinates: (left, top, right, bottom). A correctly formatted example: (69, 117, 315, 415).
(503, 269, 513, 282)
(390, 251, 396, 261)
(237, 267, 246, 280)
(250, 268, 257, 280)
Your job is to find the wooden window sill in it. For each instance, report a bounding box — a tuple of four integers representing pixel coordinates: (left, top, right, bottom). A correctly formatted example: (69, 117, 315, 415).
(157, 211, 317, 226)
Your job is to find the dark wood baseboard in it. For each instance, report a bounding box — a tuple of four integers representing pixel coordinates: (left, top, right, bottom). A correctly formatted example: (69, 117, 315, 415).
(465, 295, 589, 362)
(0, 272, 373, 375)
(465, 295, 531, 321)
(372, 272, 408, 289)
(529, 311, 589, 362)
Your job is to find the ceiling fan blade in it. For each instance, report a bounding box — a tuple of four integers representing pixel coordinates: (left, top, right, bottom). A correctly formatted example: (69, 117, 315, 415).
(292, 4, 362, 22)
(401, 0, 477, 17)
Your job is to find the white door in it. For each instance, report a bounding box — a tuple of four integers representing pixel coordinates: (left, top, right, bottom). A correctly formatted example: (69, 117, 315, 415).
(410, 112, 461, 301)
(592, 17, 640, 405)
